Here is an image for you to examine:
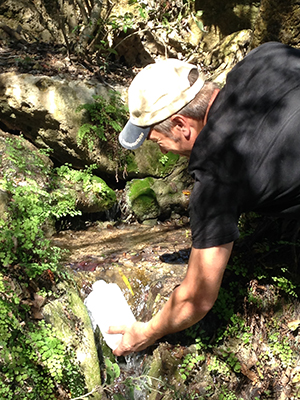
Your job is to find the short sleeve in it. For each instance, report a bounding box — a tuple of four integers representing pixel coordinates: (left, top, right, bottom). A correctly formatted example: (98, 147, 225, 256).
(189, 179, 240, 249)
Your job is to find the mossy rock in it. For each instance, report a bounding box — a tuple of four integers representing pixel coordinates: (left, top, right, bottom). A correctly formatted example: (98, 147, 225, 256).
(43, 282, 102, 399)
(82, 175, 117, 213)
(126, 158, 193, 221)
(130, 141, 180, 179)
(56, 173, 117, 214)
(127, 177, 160, 221)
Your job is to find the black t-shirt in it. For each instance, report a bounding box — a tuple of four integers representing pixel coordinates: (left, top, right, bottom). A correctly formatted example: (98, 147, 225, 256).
(189, 42, 300, 249)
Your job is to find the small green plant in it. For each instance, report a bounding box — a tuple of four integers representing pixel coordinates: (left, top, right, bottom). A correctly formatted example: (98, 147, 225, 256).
(76, 90, 128, 151)
(220, 314, 252, 345)
(179, 338, 206, 380)
(159, 154, 170, 166)
(158, 152, 180, 176)
(218, 349, 241, 374)
(272, 273, 298, 298)
(227, 255, 248, 277)
(104, 358, 121, 385)
(207, 355, 232, 377)
(218, 386, 240, 400)
(268, 332, 295, 368)
(109, 11, 136, 33)
(0, 175, 79, 278)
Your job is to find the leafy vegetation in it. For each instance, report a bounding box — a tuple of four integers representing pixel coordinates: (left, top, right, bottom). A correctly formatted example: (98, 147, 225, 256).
(0, 276, 86, 399)
(0, 136, 100, 398)
(76, 90, 130, 178)
(0, 137, 79, 277)
(77, 90, 128, 150)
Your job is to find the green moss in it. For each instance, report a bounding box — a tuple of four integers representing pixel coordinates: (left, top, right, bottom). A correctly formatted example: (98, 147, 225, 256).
(125, 152, 139, 174)
(90, 175, 116, 207)
(133, 193, 159, 219)
(54, 164, 116, 213)
(128, 178, 155, 202)
(127, 178, 159, 220)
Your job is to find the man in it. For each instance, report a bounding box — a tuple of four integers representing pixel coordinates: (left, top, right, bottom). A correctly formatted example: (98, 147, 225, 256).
(109, 41, 300, 356)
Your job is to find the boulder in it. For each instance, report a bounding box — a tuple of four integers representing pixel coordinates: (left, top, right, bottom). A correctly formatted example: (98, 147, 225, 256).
(202, 29, 253, 86)
(0, 72, 120, 175)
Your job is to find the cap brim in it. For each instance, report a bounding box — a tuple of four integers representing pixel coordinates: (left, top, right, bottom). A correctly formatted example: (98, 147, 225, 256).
(118, 121, 151, 150)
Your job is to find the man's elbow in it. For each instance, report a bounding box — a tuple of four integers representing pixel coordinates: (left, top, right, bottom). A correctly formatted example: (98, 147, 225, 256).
(193, 297, 217, 317)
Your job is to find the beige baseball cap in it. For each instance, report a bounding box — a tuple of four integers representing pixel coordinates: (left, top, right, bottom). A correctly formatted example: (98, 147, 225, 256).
(119, 58, 205, 150)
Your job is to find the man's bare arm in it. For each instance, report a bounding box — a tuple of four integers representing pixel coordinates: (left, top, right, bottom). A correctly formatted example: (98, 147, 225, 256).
(109, 242, 233, 356)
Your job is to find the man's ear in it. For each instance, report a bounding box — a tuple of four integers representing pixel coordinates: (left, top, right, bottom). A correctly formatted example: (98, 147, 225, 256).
(171, 114, 191, 139)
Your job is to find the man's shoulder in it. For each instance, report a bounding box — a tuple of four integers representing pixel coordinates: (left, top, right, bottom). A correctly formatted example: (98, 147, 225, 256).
(247, 41, 287, 55)
(240, 41, 300, 70)
(224, 41, 300, 96)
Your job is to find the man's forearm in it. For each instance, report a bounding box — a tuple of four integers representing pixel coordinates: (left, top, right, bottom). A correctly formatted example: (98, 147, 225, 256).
(144, 243, 233, 341)
(145, 282, 209, 340)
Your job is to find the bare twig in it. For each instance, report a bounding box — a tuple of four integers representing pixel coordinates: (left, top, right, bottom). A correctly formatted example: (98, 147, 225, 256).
(70, 385, 103, 400)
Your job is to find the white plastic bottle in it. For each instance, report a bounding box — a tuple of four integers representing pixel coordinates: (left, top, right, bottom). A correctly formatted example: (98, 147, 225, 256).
(84, 280, 136, 350)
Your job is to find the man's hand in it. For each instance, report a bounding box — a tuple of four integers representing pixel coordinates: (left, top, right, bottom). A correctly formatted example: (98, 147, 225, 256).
(107, 321, 157, 356)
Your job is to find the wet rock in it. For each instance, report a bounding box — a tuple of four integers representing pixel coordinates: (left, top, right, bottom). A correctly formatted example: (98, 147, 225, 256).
(140, 276, 183, 322)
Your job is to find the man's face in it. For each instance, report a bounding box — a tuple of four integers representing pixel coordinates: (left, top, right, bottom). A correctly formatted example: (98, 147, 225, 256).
(147, 129, 183, 155)
(148, 128, 196, 157)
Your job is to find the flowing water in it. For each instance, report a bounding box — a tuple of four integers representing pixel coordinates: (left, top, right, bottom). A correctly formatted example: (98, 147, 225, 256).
(53, 219, 191, 315)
